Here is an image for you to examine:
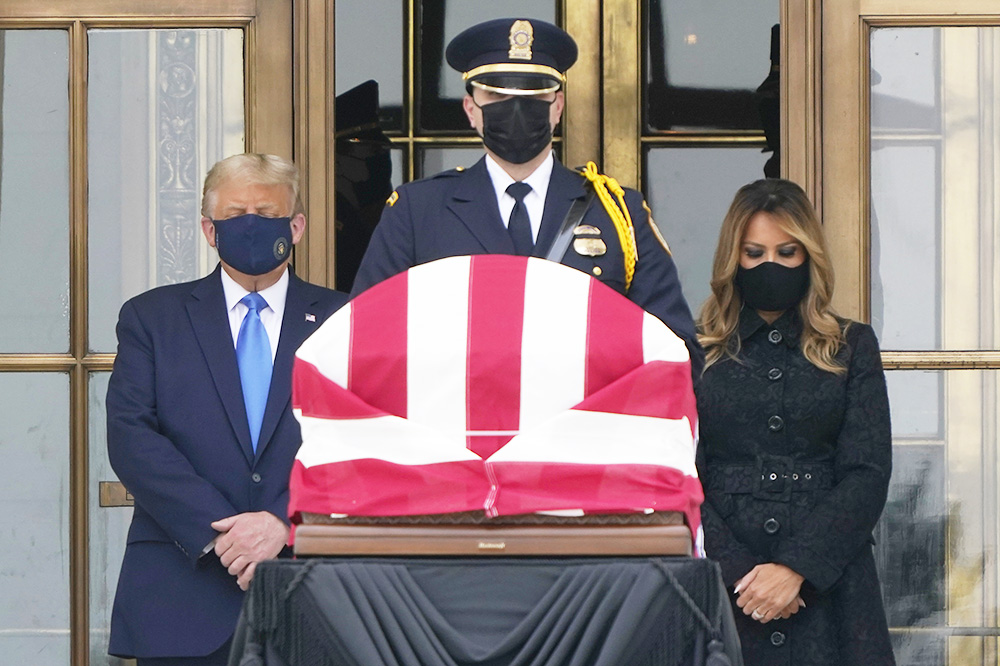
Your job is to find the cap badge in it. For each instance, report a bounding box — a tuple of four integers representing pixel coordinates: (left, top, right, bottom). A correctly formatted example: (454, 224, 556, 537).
(509, 20, 533, 60)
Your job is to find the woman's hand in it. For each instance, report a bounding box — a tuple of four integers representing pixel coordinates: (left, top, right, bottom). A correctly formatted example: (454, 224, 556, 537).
(734, 563, 805, 623)
(775, 595, 806, 620)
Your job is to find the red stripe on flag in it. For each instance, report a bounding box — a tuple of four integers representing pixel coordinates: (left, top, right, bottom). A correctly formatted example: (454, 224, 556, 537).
(288, 458, 489, 520)
(349, 271, 408, 418)
(293, 358, 388, 419)
(465, 256, 527, 458)
(584, 280, 645, 397)
(574, 361, 696, 435)
(489, 460, 704, 536)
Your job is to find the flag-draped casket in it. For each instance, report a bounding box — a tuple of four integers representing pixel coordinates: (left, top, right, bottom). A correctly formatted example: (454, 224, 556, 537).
(289, 255, 703, 547)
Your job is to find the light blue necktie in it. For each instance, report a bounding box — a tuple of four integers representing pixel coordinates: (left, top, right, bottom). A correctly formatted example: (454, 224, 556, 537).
(237, 293, 273, 452)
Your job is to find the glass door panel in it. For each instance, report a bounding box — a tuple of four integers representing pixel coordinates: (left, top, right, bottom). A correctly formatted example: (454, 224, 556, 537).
(865, 18, 1000, 666)
(644, 146, 769, 313)
(644, 0, 779, 132)
(871, 26, 1000, 352)
(335, 0, 404, 132)
(88, 28, 245, 353)
(878, 369, 1000, 664)
(0, 373, 71, 663)
(637, 0, 779, 310)
(0, 30, 70, 353)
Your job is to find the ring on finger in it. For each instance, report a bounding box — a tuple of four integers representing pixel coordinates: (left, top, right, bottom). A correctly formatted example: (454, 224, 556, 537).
(752, 609, 765, 621)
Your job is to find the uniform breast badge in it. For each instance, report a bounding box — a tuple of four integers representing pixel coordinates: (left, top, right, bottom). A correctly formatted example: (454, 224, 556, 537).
(573, 237, 607, 257)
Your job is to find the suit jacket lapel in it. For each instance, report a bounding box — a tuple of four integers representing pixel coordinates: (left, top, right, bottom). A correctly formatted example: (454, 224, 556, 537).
(534, 160, 588, 258)
(446, 157, 517, 254)
(186, 267, 256, 464)
(254, 272, 322, 461)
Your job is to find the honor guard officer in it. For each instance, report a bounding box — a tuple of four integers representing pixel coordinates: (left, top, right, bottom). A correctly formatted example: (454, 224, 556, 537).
(351, 17, 704, 376)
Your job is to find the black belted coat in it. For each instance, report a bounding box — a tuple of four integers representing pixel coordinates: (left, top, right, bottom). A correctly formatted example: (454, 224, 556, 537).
(696, 308, 895, 666)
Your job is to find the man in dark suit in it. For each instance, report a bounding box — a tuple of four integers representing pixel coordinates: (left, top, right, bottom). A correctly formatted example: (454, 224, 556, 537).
(106, 153, 347, 665)
(352, 17, 703, 375)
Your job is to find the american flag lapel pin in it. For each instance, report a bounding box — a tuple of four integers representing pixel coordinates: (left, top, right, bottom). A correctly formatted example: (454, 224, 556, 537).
(305, 313, 316, 322)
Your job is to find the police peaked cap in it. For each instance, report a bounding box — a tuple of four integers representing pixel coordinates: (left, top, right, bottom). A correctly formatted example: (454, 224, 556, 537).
(446, 18, 578, 95)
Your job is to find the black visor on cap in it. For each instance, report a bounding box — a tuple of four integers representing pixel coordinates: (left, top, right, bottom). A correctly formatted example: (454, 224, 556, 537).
(469, 73, 562, 94)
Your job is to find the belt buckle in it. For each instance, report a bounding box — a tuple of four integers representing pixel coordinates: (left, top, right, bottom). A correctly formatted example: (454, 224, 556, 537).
(753, 455, 794, 502)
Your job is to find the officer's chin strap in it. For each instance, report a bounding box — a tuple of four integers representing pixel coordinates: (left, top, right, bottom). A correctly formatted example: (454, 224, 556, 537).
(580, 161, 637, 292)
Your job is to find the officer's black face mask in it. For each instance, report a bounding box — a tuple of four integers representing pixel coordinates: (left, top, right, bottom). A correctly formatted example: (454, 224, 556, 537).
(475, 96, 554, 164)
(736, 260, 810, 312)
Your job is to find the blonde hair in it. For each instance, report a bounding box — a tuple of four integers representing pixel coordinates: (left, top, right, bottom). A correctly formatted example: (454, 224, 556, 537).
(698, 178, 846, 374)
(201, 153, 303, 218)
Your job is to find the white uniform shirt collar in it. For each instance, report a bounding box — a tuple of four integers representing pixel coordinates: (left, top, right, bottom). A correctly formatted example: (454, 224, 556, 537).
(485, 151, 554, 242)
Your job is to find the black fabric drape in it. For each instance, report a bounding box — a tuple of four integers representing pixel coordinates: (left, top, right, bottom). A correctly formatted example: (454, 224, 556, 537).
(230, 557, 742, 666)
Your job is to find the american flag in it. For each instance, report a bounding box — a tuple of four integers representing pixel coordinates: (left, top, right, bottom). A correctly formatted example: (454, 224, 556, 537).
(289, 255, 703, 545)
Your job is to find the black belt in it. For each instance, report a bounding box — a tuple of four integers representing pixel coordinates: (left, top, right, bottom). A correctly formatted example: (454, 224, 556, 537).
(703, 457, 834, 502)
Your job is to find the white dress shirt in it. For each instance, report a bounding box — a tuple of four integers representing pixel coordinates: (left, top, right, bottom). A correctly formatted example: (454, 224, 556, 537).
(220, 266, 289, 362)
(484, 150, 554, 242)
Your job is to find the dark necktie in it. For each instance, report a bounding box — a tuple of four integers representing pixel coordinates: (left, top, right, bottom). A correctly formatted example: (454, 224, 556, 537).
(506, 181, 534, 256)
(237, 292, 273, 452)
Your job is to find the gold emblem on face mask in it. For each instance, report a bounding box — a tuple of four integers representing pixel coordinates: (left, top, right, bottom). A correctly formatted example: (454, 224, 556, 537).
(574, 237, 607, 256)
(274, 238, 288, 259)
(509, 20, 533, 60)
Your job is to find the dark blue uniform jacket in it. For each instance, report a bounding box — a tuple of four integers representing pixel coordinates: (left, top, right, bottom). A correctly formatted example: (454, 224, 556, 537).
(352, 156, 703, 374)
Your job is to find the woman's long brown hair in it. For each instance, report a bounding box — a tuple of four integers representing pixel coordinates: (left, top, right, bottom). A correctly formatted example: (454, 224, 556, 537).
(698, 178, 846, 374)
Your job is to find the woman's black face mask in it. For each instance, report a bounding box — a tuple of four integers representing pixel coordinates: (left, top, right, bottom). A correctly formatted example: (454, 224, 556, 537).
(475, 96, 554, 165)
(736, 260, 811, 312)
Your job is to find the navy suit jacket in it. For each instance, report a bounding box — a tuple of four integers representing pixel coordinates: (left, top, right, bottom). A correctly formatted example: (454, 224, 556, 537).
(106, 266, 347, 658)
(352, 156, 703, 374)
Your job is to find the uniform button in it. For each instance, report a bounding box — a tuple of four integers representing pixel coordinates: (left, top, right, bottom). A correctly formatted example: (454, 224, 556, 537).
(770, 631, 785, 646)
(767, 367, 783, 380)
(768, 415, 784, 431)
(251, 473, 262, 483)
(592, 266, 603, 276)
(768, 329, 783, 344)
(763, 518, 780, 534)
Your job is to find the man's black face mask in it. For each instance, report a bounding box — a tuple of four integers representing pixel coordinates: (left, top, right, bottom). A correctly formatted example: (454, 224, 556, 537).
(476, 96, 554, 164)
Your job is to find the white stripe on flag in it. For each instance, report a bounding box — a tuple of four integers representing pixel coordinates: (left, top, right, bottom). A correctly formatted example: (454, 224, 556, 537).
(486, 409, 698, 476)
(519, 259, 588, 430)
(407, 256, 471, 434)
(642, 310, 689, 364)
(294, 411, 479, 467)
(296, 301, 352, 387)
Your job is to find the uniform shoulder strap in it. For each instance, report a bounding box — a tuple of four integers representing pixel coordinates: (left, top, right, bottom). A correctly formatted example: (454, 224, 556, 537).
(545, 188, 596, 264)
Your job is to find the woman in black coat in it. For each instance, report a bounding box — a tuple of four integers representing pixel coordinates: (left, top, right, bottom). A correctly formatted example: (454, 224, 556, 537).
(696, 178, 895, 665)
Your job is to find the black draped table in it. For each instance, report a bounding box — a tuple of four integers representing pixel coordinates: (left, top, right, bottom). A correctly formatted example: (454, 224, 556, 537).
(229, 557, 742, 666)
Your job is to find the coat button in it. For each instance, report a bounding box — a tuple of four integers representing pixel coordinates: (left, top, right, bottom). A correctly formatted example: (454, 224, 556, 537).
(768, 415, 784, 431)
(770, 631, 785, 646)
(251, 473, 262, 483)
(767, 367, 783, 380)
(768, 329, 783, 344)
(763, 518, 780, 534)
